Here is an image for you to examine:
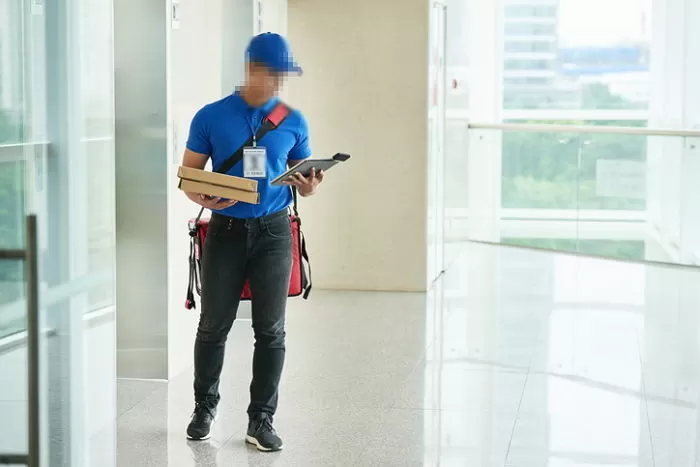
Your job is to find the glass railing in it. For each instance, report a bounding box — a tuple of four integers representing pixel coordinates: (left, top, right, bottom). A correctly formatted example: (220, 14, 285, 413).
(0, 143, 35, 339)
(446, 122, 700, 266)
(0, 139, 115, 340)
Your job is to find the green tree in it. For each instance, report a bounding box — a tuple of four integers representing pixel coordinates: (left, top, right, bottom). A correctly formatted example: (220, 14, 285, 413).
(582, 83, 646, 110)
(504, 238, 646, 260)
(501, 119, 647, 210)
(0, 109, 23, 143)
(0, 109, 26, 310)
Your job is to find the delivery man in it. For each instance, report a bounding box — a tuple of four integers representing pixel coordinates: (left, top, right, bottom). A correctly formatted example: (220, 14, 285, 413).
(180, 32, 322, 452)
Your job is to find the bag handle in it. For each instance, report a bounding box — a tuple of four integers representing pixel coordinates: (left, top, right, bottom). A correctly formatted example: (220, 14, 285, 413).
(291, 186, 299, 218)
(186, 102, 293, 309)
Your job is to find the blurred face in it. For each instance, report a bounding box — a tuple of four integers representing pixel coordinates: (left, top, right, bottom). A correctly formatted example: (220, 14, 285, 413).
(246, 62, 284, 101)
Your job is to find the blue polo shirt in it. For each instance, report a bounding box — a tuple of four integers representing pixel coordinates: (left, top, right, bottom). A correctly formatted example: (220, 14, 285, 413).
(186, 91, 312, 219)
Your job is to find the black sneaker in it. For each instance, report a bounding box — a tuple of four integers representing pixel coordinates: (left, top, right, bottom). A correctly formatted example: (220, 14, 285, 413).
(187, 402, 217, 440)
(246, 414, 284, 452)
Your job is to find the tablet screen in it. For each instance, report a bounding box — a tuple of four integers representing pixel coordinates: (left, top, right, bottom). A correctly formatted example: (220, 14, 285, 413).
(271, 159, 340, 186)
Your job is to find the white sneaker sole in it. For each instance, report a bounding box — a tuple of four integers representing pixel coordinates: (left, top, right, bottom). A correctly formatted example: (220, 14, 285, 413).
(245, 435, 284, 452)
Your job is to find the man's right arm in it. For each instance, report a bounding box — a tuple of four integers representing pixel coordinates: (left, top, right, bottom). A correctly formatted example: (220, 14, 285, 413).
(182, 109, 237, 210)
(182, 148, 209, 170)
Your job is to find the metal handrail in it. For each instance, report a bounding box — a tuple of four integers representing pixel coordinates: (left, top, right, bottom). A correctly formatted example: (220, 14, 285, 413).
(0, 454, 29, 464)
(0, 141, 49, 149)
(0, 216, 39, 467)
(468, 122, 700, 138)
(0, 137, 111, 149)
(0, 250, 26, 260)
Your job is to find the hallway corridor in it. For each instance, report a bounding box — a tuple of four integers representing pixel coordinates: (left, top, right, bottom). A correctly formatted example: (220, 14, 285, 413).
(101, 244, 699, 466)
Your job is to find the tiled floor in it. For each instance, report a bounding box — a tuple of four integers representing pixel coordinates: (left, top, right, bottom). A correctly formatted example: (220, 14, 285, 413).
(101, 244, 700, 465)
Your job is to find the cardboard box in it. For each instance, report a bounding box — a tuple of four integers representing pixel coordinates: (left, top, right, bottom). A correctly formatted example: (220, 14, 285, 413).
(178, 179, 260, 204)
(178, 166, 258, 192)
(177, 166, 260, 204)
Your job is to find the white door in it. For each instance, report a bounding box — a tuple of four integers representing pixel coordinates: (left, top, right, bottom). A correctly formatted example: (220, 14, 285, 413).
(255, 0, 287, 35)
(427, 1, 447, 285)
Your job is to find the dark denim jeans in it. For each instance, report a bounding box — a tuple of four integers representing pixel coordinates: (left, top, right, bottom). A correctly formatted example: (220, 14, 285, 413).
(193, 209, 293, 417)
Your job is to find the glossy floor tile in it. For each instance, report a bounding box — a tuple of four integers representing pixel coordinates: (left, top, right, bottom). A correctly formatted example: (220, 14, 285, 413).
(95, 243, 700, 465)
(117, 379, 166, 417)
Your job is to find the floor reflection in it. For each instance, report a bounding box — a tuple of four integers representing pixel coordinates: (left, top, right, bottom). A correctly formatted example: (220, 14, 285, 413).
(99, 243, 700, 466)
(424, 244, 700, 467)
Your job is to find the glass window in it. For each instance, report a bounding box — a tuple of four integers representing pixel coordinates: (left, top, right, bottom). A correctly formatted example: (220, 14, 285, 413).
(504, 22, 557, 36)
(0, 0, 26, 144)
(0, 0, 116, 338)
(502, 0, 651, 110)
(504, 41, 556, 53)
(501, 120, 648, 210)
(0, 160, 25, 337)
(505, 5, 558, 18)
(0, 0, 29, 339)
(505, 77, 551, 86)
(504, 59, 554, 70)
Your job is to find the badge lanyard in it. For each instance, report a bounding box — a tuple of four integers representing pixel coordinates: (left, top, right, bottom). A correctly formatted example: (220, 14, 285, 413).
(243, 110, 267, 178)
(246, 111, 262, 147)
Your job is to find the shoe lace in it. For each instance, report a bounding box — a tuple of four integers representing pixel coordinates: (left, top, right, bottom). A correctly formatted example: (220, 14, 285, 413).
(193, 402, 213, 418)
(258, 415, 276, 435)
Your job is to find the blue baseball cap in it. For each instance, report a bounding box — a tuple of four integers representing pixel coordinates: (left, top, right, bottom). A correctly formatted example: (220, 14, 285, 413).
(246, 32, 303, 76)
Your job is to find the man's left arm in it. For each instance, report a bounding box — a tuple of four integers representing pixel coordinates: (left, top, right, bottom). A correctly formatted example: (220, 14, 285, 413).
(285, 114, 323, 197)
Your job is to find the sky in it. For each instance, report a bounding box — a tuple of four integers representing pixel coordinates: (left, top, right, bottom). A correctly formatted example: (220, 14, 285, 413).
(558, 0, 652, 46)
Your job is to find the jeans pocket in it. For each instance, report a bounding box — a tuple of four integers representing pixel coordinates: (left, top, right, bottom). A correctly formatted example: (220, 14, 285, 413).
(206, 220, 225, 238)
(265, 217, 292, 239)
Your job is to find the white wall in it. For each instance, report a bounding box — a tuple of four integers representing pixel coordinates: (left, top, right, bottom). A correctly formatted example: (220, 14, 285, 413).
(167, 0, 227, 380)
(116, 0, 252, 380)
(115, 0, 170, 380)
(286, 0, 431, 292)
(223, 0, 255, 93)
(648, 0, 700, 265)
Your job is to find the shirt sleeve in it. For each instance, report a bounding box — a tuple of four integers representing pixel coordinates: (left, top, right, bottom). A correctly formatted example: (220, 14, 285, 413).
(287, 113, 312, 161)
(185, 107, 212, 155)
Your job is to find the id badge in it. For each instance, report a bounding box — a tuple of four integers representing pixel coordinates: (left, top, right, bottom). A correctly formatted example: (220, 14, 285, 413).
(243, 146, 267, 178)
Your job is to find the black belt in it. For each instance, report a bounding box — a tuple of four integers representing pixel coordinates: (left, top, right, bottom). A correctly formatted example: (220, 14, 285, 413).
(210, 209, 289, 228)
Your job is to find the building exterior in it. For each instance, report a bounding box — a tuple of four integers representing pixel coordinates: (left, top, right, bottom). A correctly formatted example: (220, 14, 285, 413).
(502, 0, 581, 109)
(560, 45, 651, 105)
(0, 0, 22, 131)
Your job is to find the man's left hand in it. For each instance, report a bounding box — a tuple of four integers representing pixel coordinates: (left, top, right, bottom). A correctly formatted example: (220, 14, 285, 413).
(284, 168, 324, 196)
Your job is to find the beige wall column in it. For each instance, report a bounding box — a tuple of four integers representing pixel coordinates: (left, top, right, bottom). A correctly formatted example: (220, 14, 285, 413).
(287, 0, 431, 292)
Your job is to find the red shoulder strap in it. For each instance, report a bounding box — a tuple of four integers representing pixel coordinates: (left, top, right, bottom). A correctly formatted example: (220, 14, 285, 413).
(214, 101, 292, 174)
(266, 102, 291, 128)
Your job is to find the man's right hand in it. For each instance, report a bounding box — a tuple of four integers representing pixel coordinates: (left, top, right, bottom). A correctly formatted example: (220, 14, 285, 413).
(186, 192, 238, 210)
(181, 150, 237, 210)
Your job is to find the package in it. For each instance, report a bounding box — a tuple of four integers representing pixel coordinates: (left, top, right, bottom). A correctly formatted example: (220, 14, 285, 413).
(177, 166, 260, 204)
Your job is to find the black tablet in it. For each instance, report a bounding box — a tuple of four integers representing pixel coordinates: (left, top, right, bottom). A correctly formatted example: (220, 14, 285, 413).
(271, 153, 350, 186)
